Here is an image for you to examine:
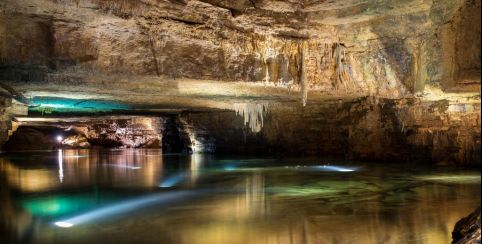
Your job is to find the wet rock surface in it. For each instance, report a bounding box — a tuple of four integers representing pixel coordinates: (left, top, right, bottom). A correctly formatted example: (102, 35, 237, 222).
(453, 207, 481, 244)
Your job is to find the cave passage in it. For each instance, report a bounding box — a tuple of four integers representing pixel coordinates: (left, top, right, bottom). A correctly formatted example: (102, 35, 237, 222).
(0, 0, 480, 243)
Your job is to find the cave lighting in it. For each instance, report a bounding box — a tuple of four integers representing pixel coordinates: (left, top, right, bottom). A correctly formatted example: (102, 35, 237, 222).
(159, 173, 185, 188)
(53, 191, 193, 228)
(58, 150, 64, 183)
(56, 135, 63, 143)
(286, 165, 358, 172)
(29, 97, 131, 114)
(315, 165, 357, 172)
(224, 165, 237, 171)
(54, 221, 74, 228)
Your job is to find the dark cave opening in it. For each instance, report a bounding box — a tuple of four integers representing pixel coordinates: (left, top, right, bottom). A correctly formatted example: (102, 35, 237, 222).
(161, 116, 191, 154)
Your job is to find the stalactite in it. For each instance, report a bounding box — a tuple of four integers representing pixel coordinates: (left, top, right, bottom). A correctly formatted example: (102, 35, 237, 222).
(233, 102, 269, 133)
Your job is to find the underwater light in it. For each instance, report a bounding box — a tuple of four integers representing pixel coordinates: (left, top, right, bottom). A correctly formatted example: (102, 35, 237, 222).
(318, 165, 357, 172)
(53, 191, 194, 227)
(159, 173, 185, 188)
(54, 221, 74, 228)
(56, 136, 63, 143)
(224, 164, 237, 171)
(286, 165, 358, 172)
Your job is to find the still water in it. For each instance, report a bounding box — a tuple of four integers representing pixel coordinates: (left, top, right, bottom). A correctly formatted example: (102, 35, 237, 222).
(0, 149, 480, 244)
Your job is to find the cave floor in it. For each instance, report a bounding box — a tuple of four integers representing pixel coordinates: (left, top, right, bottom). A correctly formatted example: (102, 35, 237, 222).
(1, 149, 480, 243)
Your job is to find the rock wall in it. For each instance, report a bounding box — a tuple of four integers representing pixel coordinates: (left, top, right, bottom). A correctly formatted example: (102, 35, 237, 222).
(74, 117, 164, 148)
(0, 0, 479, 164)
(2, 95, 480, 165)
(0, 97, 28, 149)
(183, 96, 480, 165)
(0, 0, 479, 96)
(440, 0, 481, 91)
(4, 117, 164, 150)
(4, 115, 216, 153)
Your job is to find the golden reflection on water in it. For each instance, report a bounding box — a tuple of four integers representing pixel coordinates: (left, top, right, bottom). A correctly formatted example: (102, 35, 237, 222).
(0, 150, 480, 244)
(151, 181, 479, 244)
(0, 149, 165, 192)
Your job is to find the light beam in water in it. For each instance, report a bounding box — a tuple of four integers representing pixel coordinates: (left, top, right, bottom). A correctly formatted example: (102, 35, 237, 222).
(223, 164, 238, 171)
(316, 165, 357, 172)
(54, 191, 194, 228)
(286, 165, 358, 172)
(54, 221, 73, 228)
(159, 173, 185, 188)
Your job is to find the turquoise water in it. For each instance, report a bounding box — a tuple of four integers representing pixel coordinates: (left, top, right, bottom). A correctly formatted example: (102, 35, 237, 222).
(0, 149, 480, 243)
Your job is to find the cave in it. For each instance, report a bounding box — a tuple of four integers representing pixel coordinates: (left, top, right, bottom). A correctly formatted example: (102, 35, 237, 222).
(0, 0, 480, 243)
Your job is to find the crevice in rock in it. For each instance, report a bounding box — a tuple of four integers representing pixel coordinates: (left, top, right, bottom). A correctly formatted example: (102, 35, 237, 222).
(158, 16, 205, 26)
(162, 116, 191, 153)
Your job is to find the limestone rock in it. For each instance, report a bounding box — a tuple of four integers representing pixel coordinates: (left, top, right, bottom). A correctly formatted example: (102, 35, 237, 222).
(453, 207, 481, 244)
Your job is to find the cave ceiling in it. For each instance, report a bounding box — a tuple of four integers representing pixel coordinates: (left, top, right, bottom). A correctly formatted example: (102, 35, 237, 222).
(0, 0, 479, 115)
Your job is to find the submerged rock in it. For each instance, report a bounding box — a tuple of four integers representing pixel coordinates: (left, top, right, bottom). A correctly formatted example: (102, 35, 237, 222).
(452, 207, 481, 244)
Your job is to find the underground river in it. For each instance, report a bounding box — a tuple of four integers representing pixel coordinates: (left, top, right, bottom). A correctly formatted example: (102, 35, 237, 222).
(0, 149, 479, 243)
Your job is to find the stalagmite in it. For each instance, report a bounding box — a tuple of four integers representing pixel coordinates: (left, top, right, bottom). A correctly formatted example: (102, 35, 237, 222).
(233, 103, 269, 133)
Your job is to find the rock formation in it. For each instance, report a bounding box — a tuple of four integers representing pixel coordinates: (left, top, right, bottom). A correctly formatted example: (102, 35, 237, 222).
(453, 207, 481, 244)
(0, 0, 479, 164)
(4, 117, 163, 150)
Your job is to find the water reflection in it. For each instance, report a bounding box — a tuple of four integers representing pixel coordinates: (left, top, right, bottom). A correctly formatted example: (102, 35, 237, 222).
(1, 149, 165, 192)
(0, 149, 480, 244)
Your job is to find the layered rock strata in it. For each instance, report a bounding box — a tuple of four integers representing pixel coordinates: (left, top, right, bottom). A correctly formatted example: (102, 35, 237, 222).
(0, 0, 479, 98)
(0, 0, 479, 164)
(183, 96, 480, 165)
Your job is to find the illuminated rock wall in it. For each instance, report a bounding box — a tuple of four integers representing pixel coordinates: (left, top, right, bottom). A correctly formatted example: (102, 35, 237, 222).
(0, 0, 479, 164)
(0, 0, 478, 96)
(4, 117, 164, 150)
(0, 97, 28, 148)
(4, 115, 217, 153)
(2, 97, 480, 165)
(184, 97, 481, 165)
